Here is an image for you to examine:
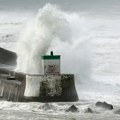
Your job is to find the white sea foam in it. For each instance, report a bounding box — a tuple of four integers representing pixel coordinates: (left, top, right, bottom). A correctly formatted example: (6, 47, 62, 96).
(16, 4, 71, 74)
(15, 4, 91, 83)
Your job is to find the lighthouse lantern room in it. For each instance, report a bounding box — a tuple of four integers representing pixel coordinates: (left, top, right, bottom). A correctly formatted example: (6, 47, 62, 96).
(42, 51, 60, 75)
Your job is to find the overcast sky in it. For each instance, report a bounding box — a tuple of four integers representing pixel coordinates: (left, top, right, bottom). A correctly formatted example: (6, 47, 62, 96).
(0, 0, 119, 20)
(0, 0, 119, 12)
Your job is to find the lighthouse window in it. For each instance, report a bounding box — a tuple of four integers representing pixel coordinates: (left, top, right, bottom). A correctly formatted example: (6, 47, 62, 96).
(47, 65, 56, 73)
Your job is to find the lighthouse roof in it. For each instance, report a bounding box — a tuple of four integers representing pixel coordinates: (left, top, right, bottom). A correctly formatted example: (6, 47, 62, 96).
(42, 51, 60, 60)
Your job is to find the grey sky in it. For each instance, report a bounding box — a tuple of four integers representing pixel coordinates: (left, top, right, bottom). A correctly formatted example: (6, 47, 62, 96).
(0, 0, 119, 10)
(0, 0, 119, 17)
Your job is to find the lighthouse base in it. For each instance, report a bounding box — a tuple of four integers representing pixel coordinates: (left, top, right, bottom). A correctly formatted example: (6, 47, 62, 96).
(24, 74, 78, 102)
(0, 69, 79, 102)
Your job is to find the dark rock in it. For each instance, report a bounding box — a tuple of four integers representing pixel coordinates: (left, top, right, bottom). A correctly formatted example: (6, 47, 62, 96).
(96, 101, 113, 110)
(66, 105, 79, 112)
(85, 107, 94, 113)
(41, 103, 55, 111)
(84, 107, 99, 114)
(114, 109, 120, 114)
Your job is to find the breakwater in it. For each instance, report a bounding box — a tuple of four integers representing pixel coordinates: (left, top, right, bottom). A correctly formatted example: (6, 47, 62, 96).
(0, 68, 78, 102)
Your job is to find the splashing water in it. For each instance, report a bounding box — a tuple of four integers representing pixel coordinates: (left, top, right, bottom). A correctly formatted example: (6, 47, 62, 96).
(16, 4, 91, 83)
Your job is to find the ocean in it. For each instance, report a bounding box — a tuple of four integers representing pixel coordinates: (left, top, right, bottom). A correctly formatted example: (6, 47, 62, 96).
(0, 0, 120, 119)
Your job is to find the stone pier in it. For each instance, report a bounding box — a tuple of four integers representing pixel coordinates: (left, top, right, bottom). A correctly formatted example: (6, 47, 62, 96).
(0, 68, 78, 102)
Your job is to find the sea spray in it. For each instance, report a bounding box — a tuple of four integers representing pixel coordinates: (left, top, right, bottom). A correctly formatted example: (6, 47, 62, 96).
(16, 4, 72, 74)
(16, 3, 91, 83)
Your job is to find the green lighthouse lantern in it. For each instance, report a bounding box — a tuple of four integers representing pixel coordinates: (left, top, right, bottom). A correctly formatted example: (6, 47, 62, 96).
(42, 51, 61, 75)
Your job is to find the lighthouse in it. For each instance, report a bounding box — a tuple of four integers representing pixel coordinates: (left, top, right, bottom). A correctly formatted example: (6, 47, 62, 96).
(42, 51, 60, 75)
(0, 51, 79, 102)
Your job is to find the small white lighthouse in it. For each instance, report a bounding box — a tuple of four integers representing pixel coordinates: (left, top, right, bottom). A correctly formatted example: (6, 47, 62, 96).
(0, 51, 79, 102)
(42, 51, 60, 75)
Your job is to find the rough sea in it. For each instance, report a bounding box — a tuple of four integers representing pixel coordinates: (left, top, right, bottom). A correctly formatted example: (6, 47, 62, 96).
(0, 0, 120, 119)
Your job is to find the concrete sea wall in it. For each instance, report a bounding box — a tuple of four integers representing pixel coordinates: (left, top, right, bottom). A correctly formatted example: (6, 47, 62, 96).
(24, 74, 78, 102)
(0, 47, 17, 66)
(0, 68, 26, 102)
(0, 69, 78, 102)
